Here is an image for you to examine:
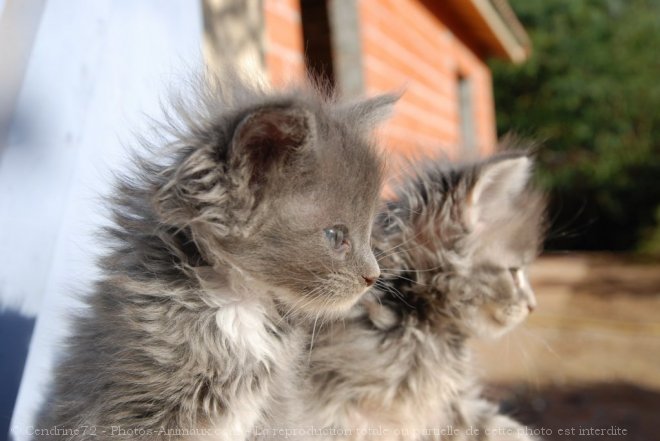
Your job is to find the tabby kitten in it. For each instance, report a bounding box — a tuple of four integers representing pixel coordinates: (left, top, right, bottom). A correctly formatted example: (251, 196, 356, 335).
(304, 152, 546, 441)
(32, 74, 396, 440)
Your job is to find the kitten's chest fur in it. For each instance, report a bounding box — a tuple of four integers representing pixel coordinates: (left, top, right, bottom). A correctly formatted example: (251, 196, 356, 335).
(40, 277, 306, 441)
(198, 287, 307, 439)
(306, 296, 475, 440)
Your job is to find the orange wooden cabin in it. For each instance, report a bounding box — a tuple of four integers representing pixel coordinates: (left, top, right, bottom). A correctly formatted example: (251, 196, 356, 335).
(204, 0, 529, 160)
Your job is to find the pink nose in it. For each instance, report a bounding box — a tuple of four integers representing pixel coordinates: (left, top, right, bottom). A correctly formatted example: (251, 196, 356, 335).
(362, 275, 376, 287)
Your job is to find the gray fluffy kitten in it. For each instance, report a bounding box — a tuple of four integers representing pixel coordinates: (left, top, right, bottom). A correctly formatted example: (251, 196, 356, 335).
(32, 74, 396, 440)
(304, 152, 546, 441)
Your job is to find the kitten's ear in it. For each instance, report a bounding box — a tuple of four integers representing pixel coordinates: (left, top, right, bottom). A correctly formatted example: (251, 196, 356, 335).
(231, 105, 316, 181)
(340, 93, 400, 127)
(153, 106, 315, 230)
(466, 156, 532, 229)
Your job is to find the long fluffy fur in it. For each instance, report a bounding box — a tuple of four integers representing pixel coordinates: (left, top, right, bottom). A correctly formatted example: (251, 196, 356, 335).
(32, 72, 395, 441)
(303, 150, 546, 441)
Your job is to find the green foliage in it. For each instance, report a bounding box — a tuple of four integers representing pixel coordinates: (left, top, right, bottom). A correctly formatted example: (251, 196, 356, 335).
(490, 0, 660, 252)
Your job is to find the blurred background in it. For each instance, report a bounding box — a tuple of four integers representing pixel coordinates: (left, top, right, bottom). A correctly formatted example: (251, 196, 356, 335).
(0, 1, 658, 440)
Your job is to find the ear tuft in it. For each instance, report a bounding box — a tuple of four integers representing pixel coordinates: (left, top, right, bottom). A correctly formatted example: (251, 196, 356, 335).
(466, 156, 533, 229)
(341, 93, 401, 127)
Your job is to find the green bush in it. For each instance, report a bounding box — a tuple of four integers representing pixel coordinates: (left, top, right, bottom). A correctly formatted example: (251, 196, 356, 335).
(490, 0, 660, 253)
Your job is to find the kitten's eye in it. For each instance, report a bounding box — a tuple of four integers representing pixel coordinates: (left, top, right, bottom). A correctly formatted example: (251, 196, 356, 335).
(324, 225, 349, 251)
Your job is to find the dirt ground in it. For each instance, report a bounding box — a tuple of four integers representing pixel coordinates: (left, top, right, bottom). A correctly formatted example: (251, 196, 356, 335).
(471, 253, 660, 441)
